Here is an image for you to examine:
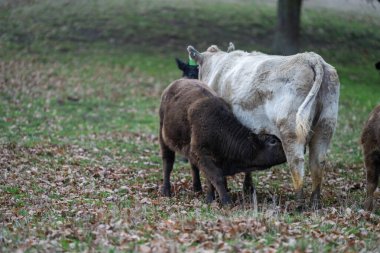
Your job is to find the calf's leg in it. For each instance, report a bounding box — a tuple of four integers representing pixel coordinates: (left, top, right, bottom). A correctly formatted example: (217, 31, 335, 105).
(243, 172, 254, 195)
(160, 143, 175, 197)
(363, 151, 380, 211)
(206, 177, 228, 203)
(191, 164, 202, 193)
(205, 179, 216, 203)
(196, 156, 231, 205)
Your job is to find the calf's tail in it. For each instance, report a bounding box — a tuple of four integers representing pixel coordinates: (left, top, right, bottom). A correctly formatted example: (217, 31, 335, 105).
(295, 54, 324, 143)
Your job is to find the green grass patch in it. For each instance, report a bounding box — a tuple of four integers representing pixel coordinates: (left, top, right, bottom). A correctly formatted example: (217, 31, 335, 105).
(1, 0, 380, 252)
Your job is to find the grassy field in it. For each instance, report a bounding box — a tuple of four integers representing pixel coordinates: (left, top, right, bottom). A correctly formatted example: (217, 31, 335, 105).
(1, 0, 380, 252)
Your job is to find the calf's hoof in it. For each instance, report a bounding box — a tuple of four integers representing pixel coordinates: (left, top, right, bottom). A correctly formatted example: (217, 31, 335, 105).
(206, 192, 215, 204)
(220, 195, 233, 206)
(243, 184, 255, 196)
(193, 183, 202, 193)
(161, 186, 171, 197)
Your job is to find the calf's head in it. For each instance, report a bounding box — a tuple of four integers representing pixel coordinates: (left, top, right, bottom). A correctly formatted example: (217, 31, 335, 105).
(252, 134, 286, 167)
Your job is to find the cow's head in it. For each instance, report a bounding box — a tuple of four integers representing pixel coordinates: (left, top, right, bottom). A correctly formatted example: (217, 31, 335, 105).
(175, 58, 199, 79)
(375, 61, 380, 71)
(187, 45, 222, 64)
(187, 43, 234, 65)
(187, 43, 233, 81)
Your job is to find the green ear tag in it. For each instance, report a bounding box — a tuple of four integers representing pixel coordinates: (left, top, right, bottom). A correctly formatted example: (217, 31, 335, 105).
(188, 57, 198, 66)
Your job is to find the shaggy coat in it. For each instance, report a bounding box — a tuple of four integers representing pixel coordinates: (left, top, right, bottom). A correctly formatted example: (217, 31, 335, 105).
(187, 45, 340, 208)
(159, 79, 286, 204)
(361, 104, 380, 211)
(175, 45, 255, 194)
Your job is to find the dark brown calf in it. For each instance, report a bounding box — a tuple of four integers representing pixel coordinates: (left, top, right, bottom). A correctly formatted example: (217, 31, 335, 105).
(159, 79, 286, 205)
(361, 104, 380, 211)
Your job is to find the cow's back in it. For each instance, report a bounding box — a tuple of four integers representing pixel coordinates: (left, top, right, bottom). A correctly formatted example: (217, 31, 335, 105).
(201, 52, 326, 137)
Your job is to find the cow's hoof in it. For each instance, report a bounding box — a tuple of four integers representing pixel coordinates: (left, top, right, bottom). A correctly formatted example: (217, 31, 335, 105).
(295, 189, 305, 212)
(310, 192, 321, 210)
(310, 199, 321, 210)
(364, 198, 374, 211)
(161, 186, 171, 197)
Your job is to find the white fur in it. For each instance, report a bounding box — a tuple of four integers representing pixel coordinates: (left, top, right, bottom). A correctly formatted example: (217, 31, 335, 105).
(190, 45, 340, 193)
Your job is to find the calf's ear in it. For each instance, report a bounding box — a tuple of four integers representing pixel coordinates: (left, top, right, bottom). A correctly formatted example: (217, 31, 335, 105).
(187, 46, 203, 64)
(175, 58, 187, 71)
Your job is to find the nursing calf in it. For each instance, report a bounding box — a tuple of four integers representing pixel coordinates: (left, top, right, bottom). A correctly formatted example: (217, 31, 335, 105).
(159, 79, 286, 205)
(361, 104, 380, 211)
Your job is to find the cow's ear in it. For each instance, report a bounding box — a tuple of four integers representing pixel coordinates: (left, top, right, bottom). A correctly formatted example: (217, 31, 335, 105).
(187, 46, 203, 64)
(227, 42, 235, 53)
(175, 58, 187, 71)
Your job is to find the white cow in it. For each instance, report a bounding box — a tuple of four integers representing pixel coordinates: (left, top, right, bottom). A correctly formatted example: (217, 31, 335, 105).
(187, 45, 340, 208)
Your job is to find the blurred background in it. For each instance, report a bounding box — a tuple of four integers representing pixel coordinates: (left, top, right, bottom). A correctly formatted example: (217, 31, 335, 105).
(1, 1, 380, 251)
(0, 0, 380, 160)
(0, 0, 380, 158)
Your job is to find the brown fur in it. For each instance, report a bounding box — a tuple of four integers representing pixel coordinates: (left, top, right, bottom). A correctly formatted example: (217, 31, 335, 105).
(159, 79, 286, 204)
(361, 105, 380, 211)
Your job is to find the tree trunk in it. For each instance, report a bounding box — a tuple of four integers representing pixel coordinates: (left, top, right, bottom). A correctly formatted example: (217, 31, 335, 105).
(272, 0, 303, 55)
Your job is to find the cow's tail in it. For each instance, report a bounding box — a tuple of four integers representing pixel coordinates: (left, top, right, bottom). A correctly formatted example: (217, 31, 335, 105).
(295, 54, 324, 143)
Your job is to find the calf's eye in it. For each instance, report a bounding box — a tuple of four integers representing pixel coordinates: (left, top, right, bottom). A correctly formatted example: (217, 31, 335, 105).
(268, 138, 278, 145)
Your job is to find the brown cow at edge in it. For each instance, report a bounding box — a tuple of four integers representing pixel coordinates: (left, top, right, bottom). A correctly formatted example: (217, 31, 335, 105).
(159, 79, 286, 204)
(361, 104, 380, 211)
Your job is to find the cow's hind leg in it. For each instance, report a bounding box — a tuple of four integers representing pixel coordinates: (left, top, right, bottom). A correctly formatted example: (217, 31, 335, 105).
(278, 124, 305, 210)
(279, 130, 306, 210)
(289, 149, 306, 210)
(191, 164, 202, 193)
(160, 143, 175, 197)
(309, 118, 335, 209)
(363, 151, 380, 211)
